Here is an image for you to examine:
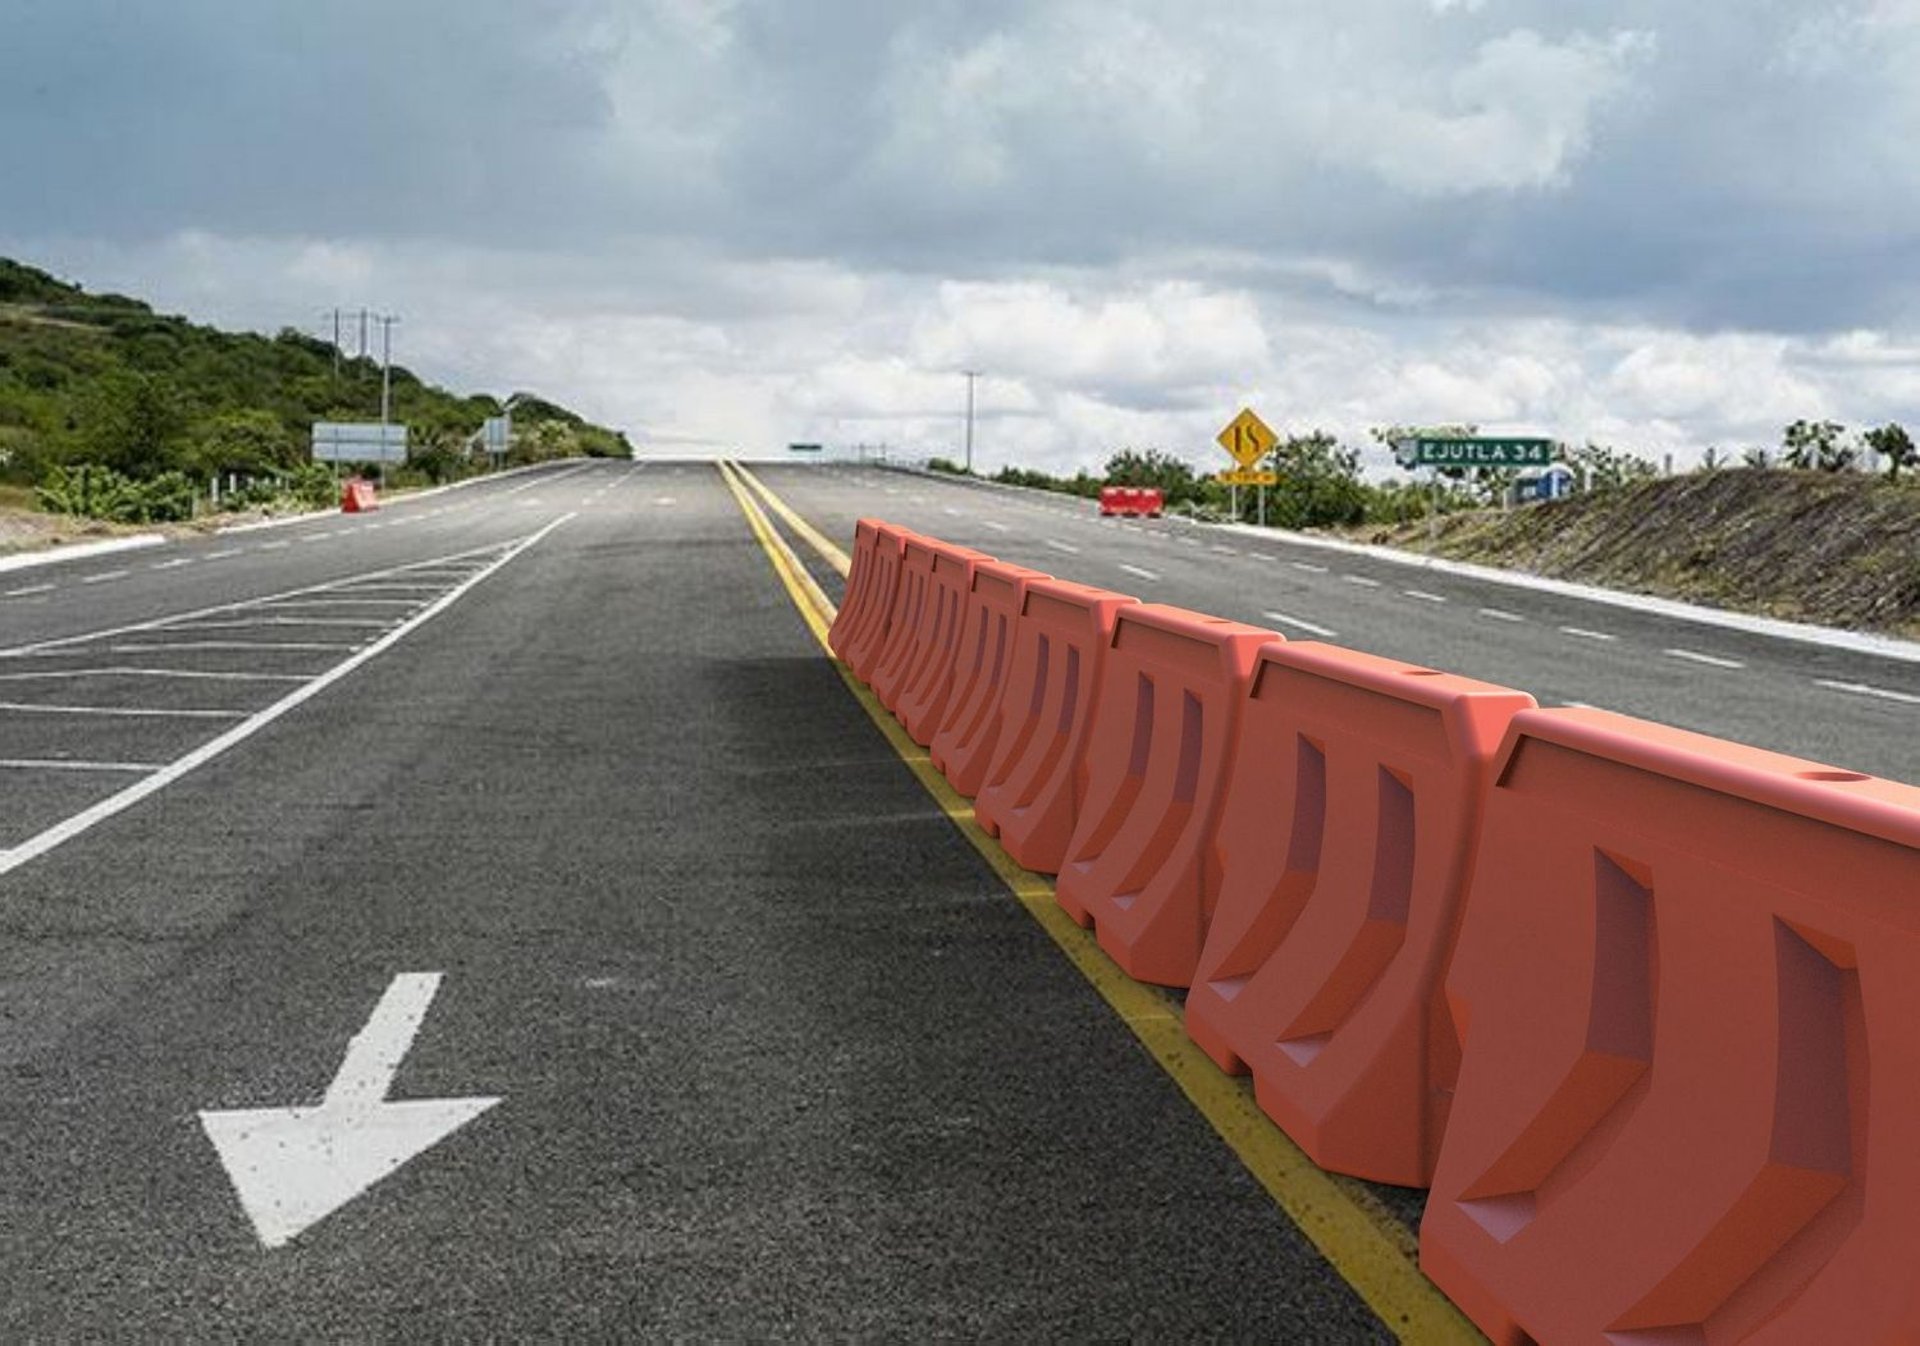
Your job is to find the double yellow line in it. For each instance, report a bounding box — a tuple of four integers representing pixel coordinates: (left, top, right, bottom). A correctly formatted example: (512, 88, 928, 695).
(718, 459, 1480, 1344)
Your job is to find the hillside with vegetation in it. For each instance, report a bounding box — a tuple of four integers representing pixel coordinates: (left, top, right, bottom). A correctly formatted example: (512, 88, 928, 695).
(0, 257, 629, 534)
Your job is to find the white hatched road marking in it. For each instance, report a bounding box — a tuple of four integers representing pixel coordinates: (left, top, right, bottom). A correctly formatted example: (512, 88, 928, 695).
(1, 758, 165, 773)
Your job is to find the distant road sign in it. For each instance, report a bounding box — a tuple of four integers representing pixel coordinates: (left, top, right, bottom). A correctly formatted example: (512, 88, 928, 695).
(787, 442, 823, 453)
(1217, 408, 1278, 467)
(313, 422, 409, 464)
(481, 417, 510, 453)
(1395, 437, 1554, 469)
(1217, 468, 1279, 487)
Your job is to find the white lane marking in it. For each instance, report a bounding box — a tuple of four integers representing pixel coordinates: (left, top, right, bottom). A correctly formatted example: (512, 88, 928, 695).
(79, 570, 130, 585)
(166, 618, 396, 632)
(982, 521, 1012, 533)
(150, 559, 195, 572)
(258, 598, 424, 609)
(0, 701, 245, 720)
(259, 541, 291, 551)
(110, 641, 363, 654)
(0, 540, 516, 659)
(1560, 626, 1617, 642)
(0, 516, 573, 878)
(942, 507, 964, 517)
(1291, 561, 1328, 574)
(1119, 563, 1161, 582)
(1263, 610, 1338, 639)
(4, 584, 55, 598)
(1664, 648, 1745, 670)
(1343, 574, 1384, 589)
(1211, 545, 1239, 556)
(0, 666, 308, 684)
(204, 549, 242, 561)
(1479, 607, 1527, 623)
(199, 971, 502, 1250)
(0, 758, 163, 773)
(1044, 540, 1081, 555)
(1251, 553, 1277, 563)
(1404, 590, 1448, 604)
(1815, 678, 1920, 705)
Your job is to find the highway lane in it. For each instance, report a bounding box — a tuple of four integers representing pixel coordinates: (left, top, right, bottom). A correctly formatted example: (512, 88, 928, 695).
(0, 457, 1398, 1338)
(0, 459, 610, 653)
(750, 463, 1920, 786)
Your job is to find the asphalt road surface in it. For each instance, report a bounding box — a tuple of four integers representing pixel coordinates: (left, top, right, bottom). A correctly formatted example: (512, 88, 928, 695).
(0, 459, 1410, 1340)
(752, 462, 1920, 787)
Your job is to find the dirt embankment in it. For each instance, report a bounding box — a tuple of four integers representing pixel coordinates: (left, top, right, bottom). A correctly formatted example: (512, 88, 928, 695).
(1347, 469, 1920, 639)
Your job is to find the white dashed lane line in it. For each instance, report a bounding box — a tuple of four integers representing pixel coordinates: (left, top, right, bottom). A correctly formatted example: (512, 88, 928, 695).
(204, 549, 241, 560)
(1816, 679, 1920, 705)
(1404, 590, 1448, 604)
(1290, 562, 1328, 574)
(1044, 540, 1081, 555)
(1479, 607, 1526, 623)
(4, 584, 55, 598)
(79, 571, 129, 585)
(0, 758, 165, 773)
(1664, 648, 1745, 670)
(982, 521, 1012, 533)
(1263, 610, 1338, 639)
(1560, 626, 1617, 642)
(149, 558, 195, 572)
(1119, 563, 1161, 582)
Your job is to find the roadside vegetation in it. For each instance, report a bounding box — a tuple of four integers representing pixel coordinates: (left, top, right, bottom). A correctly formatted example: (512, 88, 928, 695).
(0, 257, 631, 531)
(936, 418, 1920, 637)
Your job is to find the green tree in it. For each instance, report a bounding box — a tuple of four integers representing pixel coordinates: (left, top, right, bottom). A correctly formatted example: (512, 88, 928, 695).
(191, 408, 294, 475)
(1782, 419, 1849, 471)
(1104, 447, 1200, 504)
(73, 371, 185, 478)
(1265, 431, 1368, 528)
(1863, 423, 1918, 480)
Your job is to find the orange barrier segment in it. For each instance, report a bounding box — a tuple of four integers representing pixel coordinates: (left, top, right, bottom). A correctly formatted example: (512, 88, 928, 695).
(340, 478, 379, 512)
(826, 517, 884, 663)
(1421, 708, 1920, 1346)
(892, 540, 995, 745)
(1053, 605, 1275, 987)
(973, 579, 1140, 874)
(927, 560, 1051, 793)
(840, 522, 914, 684)
(1183, 643, 1534, 1186)
(866, 531, 937, 704)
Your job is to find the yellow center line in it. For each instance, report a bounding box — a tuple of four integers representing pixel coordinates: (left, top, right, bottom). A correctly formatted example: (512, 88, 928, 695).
(715, 459, 1482, 1344)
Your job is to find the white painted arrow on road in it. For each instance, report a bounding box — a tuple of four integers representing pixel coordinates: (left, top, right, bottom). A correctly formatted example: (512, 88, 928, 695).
(199, 972, 500, 1249)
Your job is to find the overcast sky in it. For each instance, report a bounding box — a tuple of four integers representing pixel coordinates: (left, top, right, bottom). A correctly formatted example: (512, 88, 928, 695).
(5, 0, 1919, 473)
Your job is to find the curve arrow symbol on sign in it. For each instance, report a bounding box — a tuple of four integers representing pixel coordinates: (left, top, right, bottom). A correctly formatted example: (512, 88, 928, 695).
(199, 972, 500, 1249)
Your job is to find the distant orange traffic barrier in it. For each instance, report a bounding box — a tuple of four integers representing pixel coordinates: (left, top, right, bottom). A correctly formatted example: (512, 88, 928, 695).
(892, 540, 994, 745)
(838, 521, 913, 684)
(974, 578, 1139, 874)
(1422, 708, 1920, 1346)
(1098, 485, 1164, 518)
(1184, 643, 1534, 1186)
(1052, 605, 1274, 987)
(340, 478, 379, 513)
(928, 560, 1052, 795)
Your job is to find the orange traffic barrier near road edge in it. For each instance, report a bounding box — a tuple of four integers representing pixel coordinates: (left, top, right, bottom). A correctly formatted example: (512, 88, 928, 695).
(1422, 707, 1920, 1345)
(974, 579, 1140, 874)
(826, 517, 886, 663)
(1053, 605, 1275, 987)
(928, 559, 1052, 794)
(843, 522, 915, 686)
(892, 539, 995, 745)
(868, 535, 940, 710)
(1184, 643, 1534, 1186)
(340, 477, 379, 513)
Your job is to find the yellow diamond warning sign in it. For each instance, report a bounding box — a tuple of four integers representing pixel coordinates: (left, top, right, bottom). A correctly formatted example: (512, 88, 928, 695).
(1217, 407, 1277, 467)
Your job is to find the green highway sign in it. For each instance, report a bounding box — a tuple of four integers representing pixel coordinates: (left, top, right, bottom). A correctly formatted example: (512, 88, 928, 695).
(787, 442, 824, 453)
(1396, 437, 1555, 469)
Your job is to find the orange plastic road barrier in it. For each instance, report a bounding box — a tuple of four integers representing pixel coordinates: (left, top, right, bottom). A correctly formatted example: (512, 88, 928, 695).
(927, 559, 1051, 793)
(891, 539, 995, 744)
(867, 535, 942, 710)
(1053, 605, 1275, 987)
(340, 478, 379, 512)
(826, 517, 888, 664)
(840, 522, 915, 686)
(1183, 643, 1534, 1186)
(1421, 707, 1920, 1346)
(973, 579, 1139, 874)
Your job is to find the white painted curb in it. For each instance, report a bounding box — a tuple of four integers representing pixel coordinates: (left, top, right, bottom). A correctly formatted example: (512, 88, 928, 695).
(0, 533, 167, 576)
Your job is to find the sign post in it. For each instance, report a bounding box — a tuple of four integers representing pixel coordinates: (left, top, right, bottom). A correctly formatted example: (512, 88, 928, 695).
(1216, 408, 1278, 526)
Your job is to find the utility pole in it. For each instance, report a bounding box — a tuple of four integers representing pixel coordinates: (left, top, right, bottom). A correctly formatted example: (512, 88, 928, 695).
(328, 309, 342, 377)
(357, 308, 369, 360)
(962, 370, 981, 474)
(376, 314, 400, 424)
